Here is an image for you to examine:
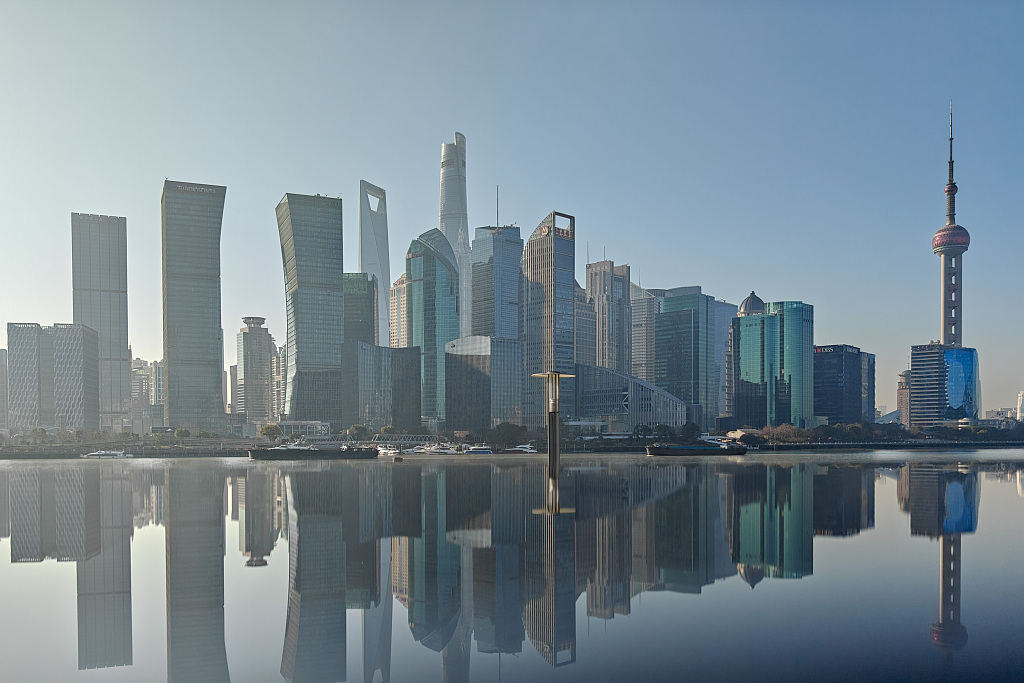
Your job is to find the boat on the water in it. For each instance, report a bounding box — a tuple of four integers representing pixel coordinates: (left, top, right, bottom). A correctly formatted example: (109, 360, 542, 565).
(249, 443, 378, 460)
(82, 450, 132, 459)
(646, 443, 747, 457)
(464, 446, 493, 454)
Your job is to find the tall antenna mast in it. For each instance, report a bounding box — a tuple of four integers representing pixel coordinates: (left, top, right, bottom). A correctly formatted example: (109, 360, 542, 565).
(496, 185, 499, 227)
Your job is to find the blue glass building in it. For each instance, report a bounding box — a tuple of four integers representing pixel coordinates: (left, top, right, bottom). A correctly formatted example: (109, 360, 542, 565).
(909, 344, 981, 428)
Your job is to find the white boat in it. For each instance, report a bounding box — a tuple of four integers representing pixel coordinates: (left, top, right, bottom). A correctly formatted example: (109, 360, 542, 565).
(378, 446, 401, 457)
(506, 444, 538, 454)
(267, 443, 315, 451)
(82, 450, 131, 459)
(464, 446, 493, 454)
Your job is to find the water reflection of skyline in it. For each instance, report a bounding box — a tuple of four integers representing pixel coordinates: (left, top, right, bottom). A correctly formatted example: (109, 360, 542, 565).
(0, 458, 1017, 681)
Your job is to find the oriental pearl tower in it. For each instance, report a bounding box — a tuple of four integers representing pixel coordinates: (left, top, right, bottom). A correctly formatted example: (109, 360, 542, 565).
(932, 104, 971, 347)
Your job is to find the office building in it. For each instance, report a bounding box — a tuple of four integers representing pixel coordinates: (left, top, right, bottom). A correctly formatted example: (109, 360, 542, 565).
(909, 111, 981, 429)
(271, 346, 286, 421)
(405, 228, 460, 428)
(813, 345, 875, 425)
(630, 283, 659, 383)
(236, 317, 275, 427)
(586, 260, 631, 374)
(161, 180, 227, 434)
(713, 299, 738, 419)
(573, 363, 690, 432)
(0, 349, 8, 433)
(909, 344, 980, 427)
(389, 274, 408, 349)
(341, 273, 379, 428)
(445, 336, 522, 433)
(72, 213, 130, 432)
(1018, 392, 1024, 426)
(357, 344, 421, 432)
(897, 371, 912, 428)
(7, 323, 99, 432)
(574, 284, 596, 368)
(359, 181, 391, 346)
(728, 294, 815, 429)
(653, 286, 719, 430)
(276, 193, 345, 425)
(469, 225, 523, 339)
(438, 132, 471, 337)
(521, 212, 576, 428)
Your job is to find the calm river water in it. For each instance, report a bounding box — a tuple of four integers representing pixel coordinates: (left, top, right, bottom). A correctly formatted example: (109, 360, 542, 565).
(1, 451, 1022, 682)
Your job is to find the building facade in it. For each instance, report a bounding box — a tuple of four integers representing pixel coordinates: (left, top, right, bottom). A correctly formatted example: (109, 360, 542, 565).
(236, 317, 275, 427)
(389, 274, 408, 349)
(0, 349, 7, 434)
(357, 343, 422, 432)
(521, 212, 576, 428)
(728, 295, 815, 429)
(71, 213, 130, 432)
(276, 193, 345, 426)
(897, 370, 912, 429)
(358, 181, 391, 347)
(573, 363, 690, 432)
(470, 226, 523, 339)
(813, 345, 875, 425)
(629, 283, 659, 383)
(574, 284, 596, 368)
(652, 286, 719, 430)
(586, 260, 631, 375)
(444, 336, 523, 433)
(909, 344, 981, 428)
(406, 229, 460, 428)
(341, 273, 379, 429)
(53, 324, 100, 432)
(161, 181, 227, 434)
(438, 133, 471, 337)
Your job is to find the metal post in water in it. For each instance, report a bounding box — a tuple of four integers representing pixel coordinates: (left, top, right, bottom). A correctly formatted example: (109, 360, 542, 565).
(532, 371, 574, 513)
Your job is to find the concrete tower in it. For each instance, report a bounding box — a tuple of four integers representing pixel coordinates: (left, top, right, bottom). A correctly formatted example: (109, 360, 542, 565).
(932, 105, 971, 347)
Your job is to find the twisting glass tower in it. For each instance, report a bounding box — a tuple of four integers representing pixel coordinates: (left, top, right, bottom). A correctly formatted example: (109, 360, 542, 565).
(932, 105, 971, 347)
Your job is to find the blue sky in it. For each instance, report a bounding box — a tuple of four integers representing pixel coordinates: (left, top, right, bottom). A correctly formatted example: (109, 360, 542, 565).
(0, 1, 1021, 412)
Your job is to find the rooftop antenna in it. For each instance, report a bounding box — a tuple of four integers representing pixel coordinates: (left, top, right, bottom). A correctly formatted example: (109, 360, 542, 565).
(587, 241, 590, 265)
(496, 185, 499, 227)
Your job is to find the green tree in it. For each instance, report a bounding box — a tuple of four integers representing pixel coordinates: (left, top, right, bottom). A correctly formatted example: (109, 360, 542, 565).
(347, 424, 369, 440)
(260, 424, 283, 440)
(677, 422, 701, 444)
(174, 428, 191, 438)
(381, 425, 397, 434)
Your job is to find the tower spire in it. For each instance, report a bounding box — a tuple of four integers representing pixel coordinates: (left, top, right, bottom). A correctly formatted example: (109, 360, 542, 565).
(946, 102, 956, 225)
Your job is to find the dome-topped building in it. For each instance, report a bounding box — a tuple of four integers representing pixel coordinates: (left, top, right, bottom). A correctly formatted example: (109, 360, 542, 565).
(737, 291, 765, 317)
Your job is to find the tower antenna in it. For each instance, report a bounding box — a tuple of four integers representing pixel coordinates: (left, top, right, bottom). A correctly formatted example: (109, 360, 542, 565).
(496, 185, 499, 227)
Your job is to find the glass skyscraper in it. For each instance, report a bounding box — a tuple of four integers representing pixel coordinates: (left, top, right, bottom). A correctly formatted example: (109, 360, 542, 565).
(358, 181, 391, 346)
(586, 260, 631, 375)
(909, 344, 981, 427)
(276, 193, 345, 425)
(653, 286, 718, 430)
(405, 228, 460, 428)
(469, 226, 523, 339)
(521, 212, 575, 428)
(438, 133, 471, 338)
(357, 343, 421, 431)
(341, 273, 378, 429)
(161, 180, 227, 434)
(729, 298, 815, 429)
(72, 213, 130, 433)
(235, 317, 275, 426)
(0, 349, 8, 434)
(813, 344, 876, 425)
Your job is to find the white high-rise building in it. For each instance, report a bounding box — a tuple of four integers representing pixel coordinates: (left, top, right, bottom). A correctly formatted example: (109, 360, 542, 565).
(1017, 391, 1024, 423)
(439, 132, 471, 336)
(358, 181, 390, 347)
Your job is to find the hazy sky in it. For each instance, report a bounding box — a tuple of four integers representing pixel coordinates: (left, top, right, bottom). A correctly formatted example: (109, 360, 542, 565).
(1, 1, 1021, 412)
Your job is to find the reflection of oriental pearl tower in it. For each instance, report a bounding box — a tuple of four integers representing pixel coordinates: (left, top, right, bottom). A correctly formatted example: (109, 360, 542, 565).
(932, 105, 971, 347)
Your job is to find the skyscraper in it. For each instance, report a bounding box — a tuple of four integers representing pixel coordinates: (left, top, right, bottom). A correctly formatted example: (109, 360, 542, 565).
(405, 229, 460, 428)
(908, 109, 982, 429)
(897, 370, 912, 428)
(389, 274, 408, 349)
(358, 181, 391, 346)
(341, 273, 379, 429)
(586, 260, 632, 374)
(629, 283, 659, 383)
(813, 345, 875, 425)
(72, 213, 130, 432)
(53, 324, 101, 432)
(0, 349, 8, 434)
(469, 225, 523, 339)
(438, 132, 471, 336)
(445, 336, 523, 432)
(728, 294, 815, 429)
(653, 286, 719, 430)
(574, 283, 596, 368)
(276, 193, 345, 425)
(161, 180, 227, 434)
(7, 323, 56, 432)
(236, 317, 275, 427)
(521, 212, 576, 428)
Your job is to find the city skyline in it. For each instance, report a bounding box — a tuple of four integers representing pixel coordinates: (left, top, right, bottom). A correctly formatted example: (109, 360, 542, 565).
(1, 3, 1022, 412)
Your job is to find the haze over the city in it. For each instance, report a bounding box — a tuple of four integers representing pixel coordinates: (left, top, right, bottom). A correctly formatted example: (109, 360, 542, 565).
(1, 1, 1021, 411)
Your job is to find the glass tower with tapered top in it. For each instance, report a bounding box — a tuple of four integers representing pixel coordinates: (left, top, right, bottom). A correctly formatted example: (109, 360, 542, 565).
(932, 105, 971, 347)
